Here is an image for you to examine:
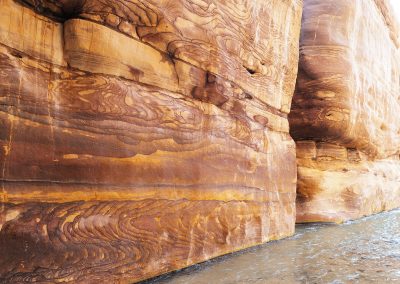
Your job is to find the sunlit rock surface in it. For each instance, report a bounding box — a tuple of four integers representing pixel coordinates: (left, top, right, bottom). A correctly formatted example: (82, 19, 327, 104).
(0, 0, 302, 282)
(296, 141, 400, 223)
(290, 0, 400, 223)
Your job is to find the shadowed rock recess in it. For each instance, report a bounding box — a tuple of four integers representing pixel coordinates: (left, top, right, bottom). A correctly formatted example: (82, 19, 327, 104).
(290, 0, 400, 223)
(0, 0, 302, 282)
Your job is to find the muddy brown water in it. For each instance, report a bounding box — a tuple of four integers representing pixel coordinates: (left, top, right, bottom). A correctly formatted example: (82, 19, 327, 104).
(144, 209, 400, 284)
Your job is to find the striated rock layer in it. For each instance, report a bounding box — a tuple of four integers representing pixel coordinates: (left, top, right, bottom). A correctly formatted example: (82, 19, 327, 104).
(0, 0, 302, 282)
(296, 142, 400, 223)
(290, 0, 400, 223)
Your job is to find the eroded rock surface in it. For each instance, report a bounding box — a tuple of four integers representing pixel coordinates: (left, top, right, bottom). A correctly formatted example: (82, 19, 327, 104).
(0, 0, 302, 282)
(296, 141, 400, 223)
(290, 0, 400, 223)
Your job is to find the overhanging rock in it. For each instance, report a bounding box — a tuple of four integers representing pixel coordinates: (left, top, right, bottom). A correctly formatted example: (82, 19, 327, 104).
(290, 0, 400, 223)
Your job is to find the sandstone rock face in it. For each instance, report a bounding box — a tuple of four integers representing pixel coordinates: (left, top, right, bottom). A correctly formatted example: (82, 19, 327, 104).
(296, 142, 400, 223)
(19, 0, 301, 113)
(290, 0, 400, 223)
(0, 0, 302, 282)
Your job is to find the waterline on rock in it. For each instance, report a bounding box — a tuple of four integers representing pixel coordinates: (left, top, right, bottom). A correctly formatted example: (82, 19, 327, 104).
(146, 209, 400, 284)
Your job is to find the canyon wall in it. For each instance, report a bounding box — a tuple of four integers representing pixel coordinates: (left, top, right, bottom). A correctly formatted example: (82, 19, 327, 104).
(290, 0, 400, 223)
(0, 0, 302, 282)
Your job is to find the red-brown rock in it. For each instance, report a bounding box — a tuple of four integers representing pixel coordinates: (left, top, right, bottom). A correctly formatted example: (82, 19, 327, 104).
(0, 0, 302, 282)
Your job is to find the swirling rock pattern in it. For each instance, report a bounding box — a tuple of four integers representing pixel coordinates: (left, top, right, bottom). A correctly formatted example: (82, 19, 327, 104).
(291, 0, 400, 223)
(18, 0, 303, 112)
(0, 0, 300, 282)
(290, 0, 400, 158)
(0, 200, 294, 283)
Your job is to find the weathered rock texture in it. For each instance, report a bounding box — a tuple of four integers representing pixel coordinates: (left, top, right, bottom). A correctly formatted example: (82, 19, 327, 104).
(0, 0, 302, 282)
(296, 142, 400, 223)
(290, 0, 400, 223)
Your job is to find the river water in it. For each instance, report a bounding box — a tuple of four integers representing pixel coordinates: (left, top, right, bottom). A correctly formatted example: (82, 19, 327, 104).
(146, 209, 400, 284)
